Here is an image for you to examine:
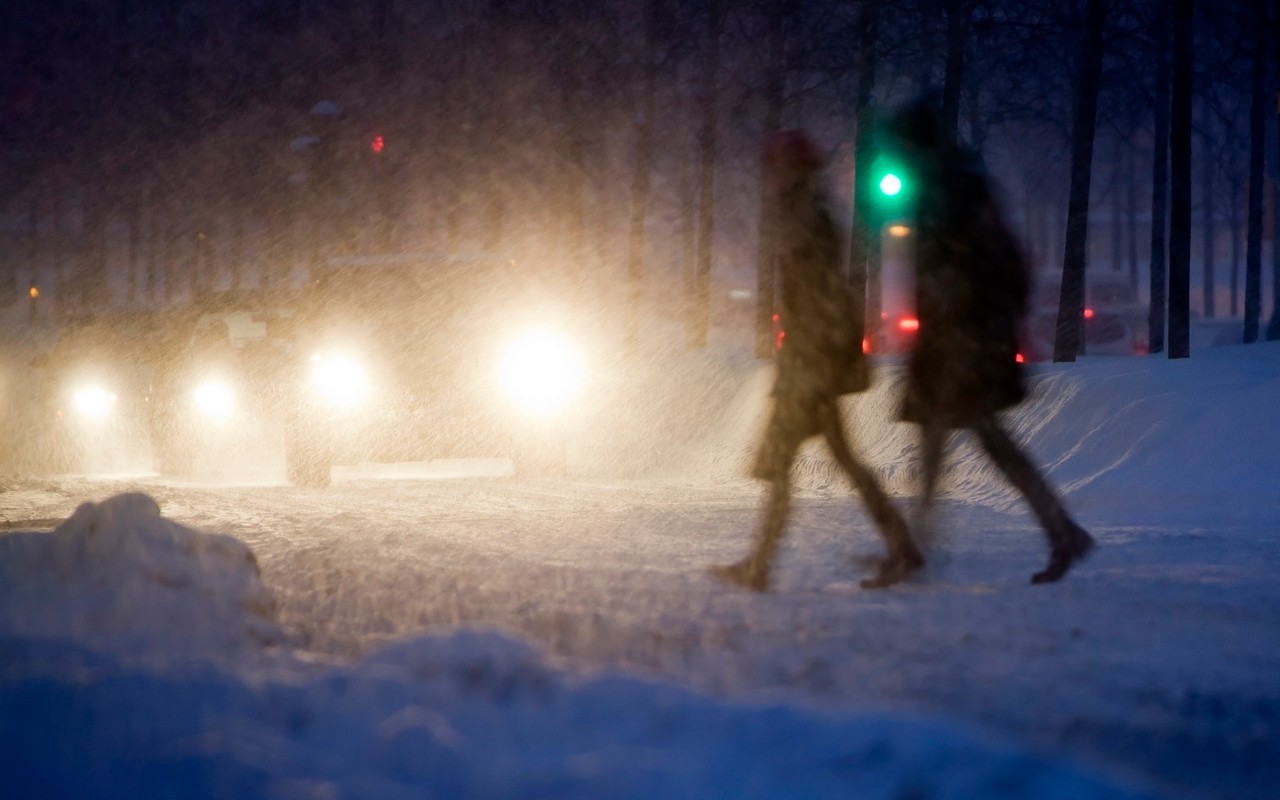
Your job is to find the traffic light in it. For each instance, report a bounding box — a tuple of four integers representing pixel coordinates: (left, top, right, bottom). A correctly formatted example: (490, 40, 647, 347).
(859, 153, 911, 224)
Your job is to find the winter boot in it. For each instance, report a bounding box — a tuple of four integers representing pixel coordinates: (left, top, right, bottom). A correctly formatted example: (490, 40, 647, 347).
(1031, 522, 1095, 584)
(708, 557, 770, 592)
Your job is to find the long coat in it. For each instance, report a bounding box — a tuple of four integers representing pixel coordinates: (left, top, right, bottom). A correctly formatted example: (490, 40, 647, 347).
(772, 184, 869, 402)
(901, 147, 1029, 428)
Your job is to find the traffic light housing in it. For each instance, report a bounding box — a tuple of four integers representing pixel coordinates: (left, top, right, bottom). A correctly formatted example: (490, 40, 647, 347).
(859, 152, 911, 225)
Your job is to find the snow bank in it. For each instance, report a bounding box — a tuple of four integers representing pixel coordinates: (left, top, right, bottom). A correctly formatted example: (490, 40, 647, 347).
(0, 629, 1165, 800)
(0, 491, 284, 655)
(660, 342, 1280, 523)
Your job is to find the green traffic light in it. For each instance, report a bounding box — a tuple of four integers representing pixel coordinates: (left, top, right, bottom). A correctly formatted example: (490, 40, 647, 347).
(879, 173, 903, 196)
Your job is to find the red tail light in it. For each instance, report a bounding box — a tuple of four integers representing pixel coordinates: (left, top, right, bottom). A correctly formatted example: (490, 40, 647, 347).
(897, 317, 920, 333)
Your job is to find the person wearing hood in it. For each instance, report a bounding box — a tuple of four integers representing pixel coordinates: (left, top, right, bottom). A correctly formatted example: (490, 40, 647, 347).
(711, 130, 921, 592)
(878, 96, 1095, 586)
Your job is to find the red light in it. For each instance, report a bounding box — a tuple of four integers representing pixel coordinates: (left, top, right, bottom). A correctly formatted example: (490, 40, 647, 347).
(862, 337, 871, 354)
(370, 135, 384, 154)
(775, 330, 785, 349)
(1083, 307, 1095, 320)
(897, 317, 920, 332)
(1016, 353, 1025, 364)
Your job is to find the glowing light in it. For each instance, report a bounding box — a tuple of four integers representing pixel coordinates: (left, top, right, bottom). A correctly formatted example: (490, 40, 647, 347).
(370, 135, 384, 154)
(879, 173, 903, 196)
(862, 337, 871, 354)
(28, 285, 39, 299)
(193, 380, 236, 421)
(1083, 308, 1095, 320)
(1016, 353, 1026, 364)
(72, 386, 117, 420)
(887, 224, 911, 237)
(499, 329, 584, 415)
(310, 353, 371, 410)
(897, 317, 920, 333)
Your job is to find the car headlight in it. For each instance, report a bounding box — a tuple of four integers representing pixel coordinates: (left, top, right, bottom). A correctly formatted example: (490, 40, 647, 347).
(193, 380, 236, 421)
(498, 328, 585, 415)
(71, 385, 118, 420)
(309, 353, 370, 410)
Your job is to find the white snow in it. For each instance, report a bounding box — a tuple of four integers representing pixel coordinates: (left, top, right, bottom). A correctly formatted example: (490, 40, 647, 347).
(2, 341, 1279, 799)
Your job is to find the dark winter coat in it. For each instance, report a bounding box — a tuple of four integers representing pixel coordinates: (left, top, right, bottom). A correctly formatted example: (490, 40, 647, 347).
(772, 183, 869, 401)
(900, 146, 1029, 427)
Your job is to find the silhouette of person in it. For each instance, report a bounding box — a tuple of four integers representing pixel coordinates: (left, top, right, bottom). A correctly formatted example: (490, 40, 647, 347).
(711, 130, 921, 592)
(881, 96, 1094, 585)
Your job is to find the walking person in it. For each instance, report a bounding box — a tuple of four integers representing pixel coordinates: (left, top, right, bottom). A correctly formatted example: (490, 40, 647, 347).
(711, 130, 922, 592)
(877, 97, 1095, 586)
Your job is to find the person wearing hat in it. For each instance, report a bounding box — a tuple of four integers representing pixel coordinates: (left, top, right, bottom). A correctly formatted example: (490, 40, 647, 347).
(711, 130, 921, 592)
(881, 96, 1094, 585)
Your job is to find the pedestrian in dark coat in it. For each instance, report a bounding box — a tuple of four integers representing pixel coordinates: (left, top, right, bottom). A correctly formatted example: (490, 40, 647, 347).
(711, 130, 921, 592)
(881, 97, 1094, 586)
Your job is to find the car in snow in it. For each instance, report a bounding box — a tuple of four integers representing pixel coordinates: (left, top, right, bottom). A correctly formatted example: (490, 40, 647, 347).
(147, 291, 299, 477)
(1020, 271, 1148, 362)
(22, 311, 184, 475)
(280, 252, 587, 487)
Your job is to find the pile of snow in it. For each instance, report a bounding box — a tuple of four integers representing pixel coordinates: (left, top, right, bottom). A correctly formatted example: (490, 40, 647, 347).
(661, 342, 1280, 522)
(0, 491, 1170, 798)
(0, 629, 1164, 800)
(0, 491, 284, 656)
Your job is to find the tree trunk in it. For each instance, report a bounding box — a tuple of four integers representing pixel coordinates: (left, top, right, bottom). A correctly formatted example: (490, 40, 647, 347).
(1200, 111, 1215, 317)
(1053, 0, 1108, 362)
(688, 0, 722, 349)
(847, 2, 878, 350)
(1167, 0, 1193, 358)
(1149, 0, 1170, 353)
(1227, 169, 1242, 317)
(941, 0, 971, 142)
(1244, 0, 1267, 342)
(83, 193, 110, 312)
(625, 0, 659, 357)
(125, 201, 140, 306)
(1127, 145, 1140, 289)
(754, 0, 788, 360)
(1111, 141, 1123, 274)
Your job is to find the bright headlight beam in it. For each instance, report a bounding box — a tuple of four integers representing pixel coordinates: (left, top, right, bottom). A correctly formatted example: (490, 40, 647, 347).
(193, 380, 236, 421)
(499, 329, 584, 415)
(310, 353, 370, 410)
(72, 386, 118, 420)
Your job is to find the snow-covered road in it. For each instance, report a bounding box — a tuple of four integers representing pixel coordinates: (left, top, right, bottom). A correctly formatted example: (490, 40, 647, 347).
(5, 344, 1280, 799)
(5, 467, 1278, 800)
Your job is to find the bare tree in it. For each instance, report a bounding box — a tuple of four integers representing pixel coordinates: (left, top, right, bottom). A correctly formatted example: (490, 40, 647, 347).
(1167, 0, 1193, 358)
(1053, 0, 1109, 362)
(1148, 0, 1171, 353)
(1243, 0, 1268, 343)
(687, 0, 723, 349)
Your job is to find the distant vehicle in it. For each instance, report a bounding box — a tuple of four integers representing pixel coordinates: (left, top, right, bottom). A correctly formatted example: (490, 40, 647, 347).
(147, 291, 298, 477)
(280, 253, 587, 487)
(1021, 271, 1148, 362)
(23, 311, 183, 474)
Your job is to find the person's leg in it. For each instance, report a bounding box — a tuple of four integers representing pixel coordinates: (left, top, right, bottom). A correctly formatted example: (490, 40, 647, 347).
(709, 473, 792, 592)
(710, 401, 803, 592)
(915, 418, 948, 549)
(919, 419, 946, 513)
(972, 416, 1095, 583)
(820, 402, 923, 589)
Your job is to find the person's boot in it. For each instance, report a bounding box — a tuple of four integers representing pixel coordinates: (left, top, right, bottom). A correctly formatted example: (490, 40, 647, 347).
(1031, 522, 1095, 584)
(860, 542, 925, 589)
(709, 556, 770, 592)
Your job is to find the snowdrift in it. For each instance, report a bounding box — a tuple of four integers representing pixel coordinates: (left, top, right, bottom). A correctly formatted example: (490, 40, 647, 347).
(0, 491, 284, 655)
(0, 492, 1168, 799)
(659, 342, 1280, 523)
